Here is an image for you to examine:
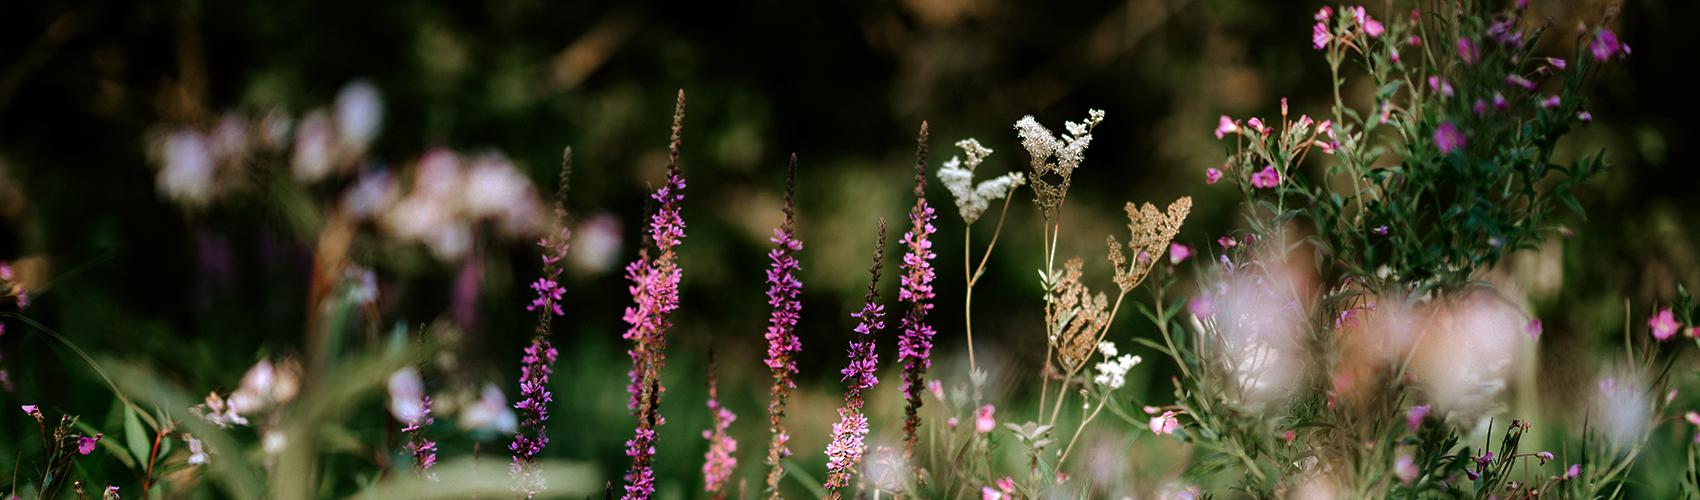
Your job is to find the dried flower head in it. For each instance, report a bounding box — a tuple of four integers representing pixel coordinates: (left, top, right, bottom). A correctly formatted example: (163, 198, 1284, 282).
(937, 138, 1026, 224)
(1015, 109, 1105, 221)
(1107, 197, 1193, 293)
(1048, 257, 1111, 374)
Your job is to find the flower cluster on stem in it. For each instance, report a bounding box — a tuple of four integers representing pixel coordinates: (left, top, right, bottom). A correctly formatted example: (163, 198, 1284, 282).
(895, 123, 939, 469)
(823, 220, 888, 498)
(622, 90, 688, 500)
(508, 147, 574, 497)
(701, 352, 738, 498)
(762, 155, 805, 496)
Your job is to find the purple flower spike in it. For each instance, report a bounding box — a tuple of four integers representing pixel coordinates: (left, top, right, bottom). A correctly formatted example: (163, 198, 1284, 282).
(762, 155, 807, 493)
(824, 220, 889, 496)
(511, 146, 576, 496)
(896, 124, 940, 467)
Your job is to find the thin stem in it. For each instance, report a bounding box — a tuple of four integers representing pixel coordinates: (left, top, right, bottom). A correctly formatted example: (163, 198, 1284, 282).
(1057, 395, 1109, 467)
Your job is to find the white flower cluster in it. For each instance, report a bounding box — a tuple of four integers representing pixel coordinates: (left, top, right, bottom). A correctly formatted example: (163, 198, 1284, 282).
(1092, 341, 1142, 390)
(937, 138, 1026, 224)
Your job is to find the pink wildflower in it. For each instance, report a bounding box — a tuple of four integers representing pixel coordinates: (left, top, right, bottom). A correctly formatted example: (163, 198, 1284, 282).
(1149, 411, 1181, 435)
(1650, 308, 1681, 341)
(1457, 37, 1479, 65)
(1246, 117, 1270, 135)
(1394, 454, 1418, 484)
(1205, 167, 1223, 185)
(1525, 319, 1543, 340)
(1434, 122, 1465, 154)
(823, 221, 889, 494)
(1590, 28, 1623, 61)
(762, 157, 806, 490)
(78, 434, 102, 455)
(896, 126, 940, 463)
(1214, 115, 1238, 139)
(1169, 243, 1192, 265)
(1406, 404, 1429, 431)
(975, 404, 996, 433)
(1250, 165, 1280, 189)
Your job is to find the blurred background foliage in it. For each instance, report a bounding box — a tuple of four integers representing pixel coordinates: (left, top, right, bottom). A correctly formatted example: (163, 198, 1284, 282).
(0, 0, 1694, 497)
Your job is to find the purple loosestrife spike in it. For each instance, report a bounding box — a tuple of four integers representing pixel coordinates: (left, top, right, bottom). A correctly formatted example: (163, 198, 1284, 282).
(510, 147, 573, 497)
(404, 396, 439, 478)
(896, 122, 939, 470)
(702, 350, 738, 499)
(824, 220, 888, 498)
(762, 154, 805, 497)
(623, 90, 688, 500)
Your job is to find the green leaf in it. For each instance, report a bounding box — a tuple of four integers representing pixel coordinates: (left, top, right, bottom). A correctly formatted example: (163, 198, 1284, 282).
(126, 406, 151, 470)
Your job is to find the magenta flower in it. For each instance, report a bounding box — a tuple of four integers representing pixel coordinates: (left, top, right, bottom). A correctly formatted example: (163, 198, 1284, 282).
(1246, 117, 1270, 135)
(1650, 308, 1681, 341)
(1350, 6, 1383, 37)
(1505, 74, 1535, 91)
(1493, 92, 1508, 111)
(1205, 167, 1223, 185)
(1526, 319, 1543, 340)
(1427, 77, 1454, 98)
(1149, 411, 1181, 435)
(1456, 37, 1479, 65)
(511, 149, 575, 497)
(975, 404, 997, 433)
(21, 404, 41, 420)
(1169, 243, 1192, 265)
(823, 221, 889, 495)
(895, 129, 940, 464)
(1434, 122, 1465, 154)
(1406, 404, 1429, 431)
(1536, 451, 1554, 465)
(404, 396, 438, 477)
(1541, 95, 1561, 108)
(1250, 165, 1280, 189)
(1312, 7, 1332, 50)
(1564, 463, 1581, 480)
(1188, 294, 1216, 318)
(761, 156, 805, 492)
(1578, 110, 1594, 123)
(1547, 57, 1568, 70)
(526, 278, 565, 317)
(622, 93, 690, 500)
(1590, 28, 1623, 61)
(78, 434, 102, 455)
(1214, 115, 1238, 139)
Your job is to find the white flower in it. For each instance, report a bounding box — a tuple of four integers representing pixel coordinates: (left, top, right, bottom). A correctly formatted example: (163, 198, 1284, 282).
(291, 110, 335, 182)
(158, 129, 215, 204)
(387, 367, 426, 423)
(185, 434, 208, 466)
(334, 80, 384, 153)
(1091, 341, 1142, 390)
(460, 383, 518, 434)
(936, 138, 1026, 224)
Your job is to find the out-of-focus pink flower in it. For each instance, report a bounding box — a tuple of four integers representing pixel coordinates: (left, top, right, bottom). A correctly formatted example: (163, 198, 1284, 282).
(927, 379, 945, 403)
(981, 487, 1003, 500)
(1205, 167, 1223, 185)
(1246, 117, 1270, 136)
(1149, 411, 1181, 435)
(946, 417, 958, 429)
(21, 405, 41, 420)
(1394, 454, 1418, 484)
(1434, 122, 1465, 154)
(1506, 74, 1535, 91)
(1564, 463, 1581, 480)
(1525, 319, 1543, 340)
(1577, 111, 1594, 123)
(1169, 243, 1192, 265)
(1350, 7, 1384, 37)
(975, 405, 996, 433)
(1143, 405, 1161, 415)
(1217, 236, 1238, 249)
(1214, 116, 1238, 139)
(1312, 7, 1332, 50)
(1456, 37, 1479, 65)
(1536, 451, 1555, 464)
(995, 476, 1016, 493)
(1250, 165, 1280, 189)
(1406, 404, 1429, 431)
(1427, 77, 1454, 98)
(1547, 57, 1568, 70)
(1590, 28, 1624, 61)
(1650, 308, 1681, 341)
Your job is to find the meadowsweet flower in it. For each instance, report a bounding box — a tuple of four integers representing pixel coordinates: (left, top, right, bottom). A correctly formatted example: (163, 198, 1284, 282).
(897, 125, 940, 463)
(78, 434, 102, 455)
(1017, 109, 1103, 221)
(701, 357, 738, 497)
(762, 156, 806, 493)
(1394, 454, 1418, 484)
(1250, 165, 1280, 189)
(938, 139, 1025, 224)
(1590, 28, 1623, 61)
(1149, 411, 1180, 435)
(975, 404, 996, 433)
(1169, 243, 1192, 264)
(1434, 122, 1465, 154)
(621, 93, 689, 500)
(823, 222, 888, 497)
(1214, 115, 1237, 139)
(1092, 341, 1143, 390)
(1205, 167, 1223, 184)
(1650, 308, 1681, 341)
(1406, 404, 1429, 431)
(1456, 37, 1479, 65)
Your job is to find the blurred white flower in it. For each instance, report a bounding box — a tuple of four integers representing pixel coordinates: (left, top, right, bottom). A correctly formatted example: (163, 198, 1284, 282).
(463, 153, 544, 236)
(292, 110, 335, 182)
(158, 129, 215, 204)
(343, 169, 397, 219)
(1595, 373, 1650, 446)
(334, 80, 384, 153)
(460, 383, 517, 434)
(185, 434, 207, 466)
(1091, 341, 1141, 390)
(387, 367, 426, 423)
(569, 213, 622, 274)
(1412, 292, 1525, 416)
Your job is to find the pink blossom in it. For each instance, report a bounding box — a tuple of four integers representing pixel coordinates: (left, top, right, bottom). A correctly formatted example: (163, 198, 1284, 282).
(1149, 411, 1181, 435)
(1427, 77, 1454, 98)
(1590, 28, 1623, 61)
(1434, 122, 1465, 154)
(1547, 57, 1568, 70)
(1536, 451, 1554, 464)
(1394, 454, 1418, 484)
(21, 405, 41, 419)
(1525, 319, 1543, 340)
(1205, 167, 1223, 185)
(1406, 404, 1429, 431)
(78, 434, 102, 455)
(1506, 74, 1535, 91)
(927, 379, 945, 402)
(981, 487, 1004, 500)
(1541, 95, 1561, 108)
(1250, 165, 1280, 189)
(1456, 37, 1479, 65)
(1169, 243, 1192, 265)
(1214, 115, 1238, 139)
(1577, 111, 1594, 123)
(995, 476, 1016, 493)
(975, 404, 996, 433)
(1351, 7, 1384, 37)
(1564, 464, 1581, 480)
(1650, 308, 1681, 341)
(1217, 236, 1238, 249)
(1313, 22, 1331, 50)
(1246, 117, 1270, 135)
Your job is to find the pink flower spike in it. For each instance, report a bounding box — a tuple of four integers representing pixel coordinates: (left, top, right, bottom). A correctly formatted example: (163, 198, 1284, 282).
(1434, 122, 1465, 154)
(1169, 243, 1192, 265)
(1250, 165, 1280, 189)
(1205, 167, 1223, 185)
(1525, 319, 1543, 340)
(974, 405, 996, 433)
(1214, 115, 1238, 139)
(1406, 404, 1429, 431)
(1650, 308, 1681, 341)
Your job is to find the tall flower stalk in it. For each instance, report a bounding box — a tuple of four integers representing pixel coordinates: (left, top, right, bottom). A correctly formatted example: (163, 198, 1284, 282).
(701, 350, 738, 499)
(823, 220, 888, 498)
(509, 146, 573, 496)
(761, 154, 805, 496)
(403, 396, 438, 479)
(936, 139, 1024, 375)
(622, 90, 689, 500)
(895, 123, 938, 469)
